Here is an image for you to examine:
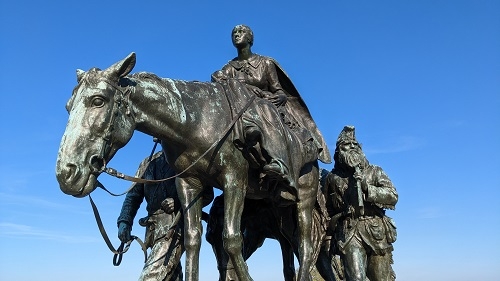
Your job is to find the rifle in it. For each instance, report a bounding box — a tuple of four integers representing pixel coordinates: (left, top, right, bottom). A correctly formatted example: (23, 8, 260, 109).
(354, 166, 364, 216)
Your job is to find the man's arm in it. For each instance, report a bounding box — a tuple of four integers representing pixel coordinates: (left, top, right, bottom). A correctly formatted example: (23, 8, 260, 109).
(364, 165, 398, 209)
(117, 183, 145, 226)
(116, 183, 144, 242)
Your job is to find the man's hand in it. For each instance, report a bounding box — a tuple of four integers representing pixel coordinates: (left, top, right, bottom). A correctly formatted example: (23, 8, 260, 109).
(161, 198, 176, 213)
(354, 168, 368, 192)
(118, 222, 131, 243)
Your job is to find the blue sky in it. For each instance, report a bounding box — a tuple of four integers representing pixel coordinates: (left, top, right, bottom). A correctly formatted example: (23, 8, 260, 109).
(1, 1, 499, 280)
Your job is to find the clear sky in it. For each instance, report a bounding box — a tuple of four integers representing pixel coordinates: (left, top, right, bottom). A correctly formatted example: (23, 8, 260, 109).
(1, 1, 499, 280)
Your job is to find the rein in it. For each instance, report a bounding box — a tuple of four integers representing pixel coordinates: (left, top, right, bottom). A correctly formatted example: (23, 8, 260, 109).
(88, 140, 158, 267)
(101, 89, 257, 190)
(88, 141, 157, 266)
(89, 194, 148, 266)
(88, 79, 256, 266)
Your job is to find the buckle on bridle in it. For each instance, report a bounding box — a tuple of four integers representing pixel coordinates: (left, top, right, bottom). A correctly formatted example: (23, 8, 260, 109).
(104, 167, 125, 179)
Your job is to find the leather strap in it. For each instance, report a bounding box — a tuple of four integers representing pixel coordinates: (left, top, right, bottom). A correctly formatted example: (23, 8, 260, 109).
(89, 194, 148, 266)
(102, 93, 256, 187)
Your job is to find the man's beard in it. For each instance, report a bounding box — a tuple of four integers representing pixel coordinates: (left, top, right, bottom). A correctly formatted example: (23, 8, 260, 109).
(338, 148, 365, 169)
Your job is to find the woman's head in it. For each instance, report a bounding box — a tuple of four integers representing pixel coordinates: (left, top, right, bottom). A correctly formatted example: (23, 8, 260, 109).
(232, 24, 254, 47)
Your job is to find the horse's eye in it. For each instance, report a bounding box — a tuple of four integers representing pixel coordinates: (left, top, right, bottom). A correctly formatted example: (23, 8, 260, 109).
(91, 97, 105, 107)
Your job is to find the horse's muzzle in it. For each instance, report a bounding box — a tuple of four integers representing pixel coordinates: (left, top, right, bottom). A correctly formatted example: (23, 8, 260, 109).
(56, 160, 97, 197)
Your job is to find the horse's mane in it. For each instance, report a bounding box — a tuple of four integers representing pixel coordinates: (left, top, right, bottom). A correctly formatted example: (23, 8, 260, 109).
(129, 72, 168, 87)
(127, 72, 216, 103)
(128, 72, 194, 91)
(84, 68, 103, 84)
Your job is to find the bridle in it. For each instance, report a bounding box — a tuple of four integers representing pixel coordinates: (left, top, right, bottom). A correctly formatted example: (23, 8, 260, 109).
(88, 78, 133, 177)
(91, 79, 258, 194)
(78, 77, 145, 266)
(81, 77, 257, 266)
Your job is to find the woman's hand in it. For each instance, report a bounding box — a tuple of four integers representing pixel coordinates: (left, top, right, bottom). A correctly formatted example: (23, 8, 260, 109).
(264, 91, 287, 107)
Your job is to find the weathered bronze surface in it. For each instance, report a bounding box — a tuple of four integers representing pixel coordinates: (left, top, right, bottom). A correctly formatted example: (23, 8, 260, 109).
(206, 187, 337, 281)
(212, 24, 331, 167)
(55, 25, 398, 281)
(55, 48, 326, 280)
(324, 126, 398, 281)
(117, 150, 184, 281)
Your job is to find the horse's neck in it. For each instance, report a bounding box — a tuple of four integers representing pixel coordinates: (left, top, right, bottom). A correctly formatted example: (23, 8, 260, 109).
(131, 78, 188, 143)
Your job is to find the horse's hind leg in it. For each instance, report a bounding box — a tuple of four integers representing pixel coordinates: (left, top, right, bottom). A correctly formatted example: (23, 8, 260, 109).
(223, 175, 253, 281)
(176, 177, 204, 281)
(316, 249, 338, 281)
(279, 239, 296, 281)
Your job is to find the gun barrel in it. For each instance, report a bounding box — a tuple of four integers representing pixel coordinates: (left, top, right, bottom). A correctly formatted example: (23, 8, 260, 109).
(355, 166, 364, 215)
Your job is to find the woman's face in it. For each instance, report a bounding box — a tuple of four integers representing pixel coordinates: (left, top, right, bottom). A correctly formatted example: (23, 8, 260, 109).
(232, 26, 252, 47)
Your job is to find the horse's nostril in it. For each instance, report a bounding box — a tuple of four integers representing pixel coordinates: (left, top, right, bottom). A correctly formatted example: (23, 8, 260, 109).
(59, 163, 78, 183)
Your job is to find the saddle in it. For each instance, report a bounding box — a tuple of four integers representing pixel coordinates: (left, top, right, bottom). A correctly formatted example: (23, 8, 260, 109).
(219, 79, 319, 206)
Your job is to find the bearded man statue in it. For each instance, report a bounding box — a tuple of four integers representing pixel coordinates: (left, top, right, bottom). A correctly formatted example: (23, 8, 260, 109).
(324, 126, 398, 281)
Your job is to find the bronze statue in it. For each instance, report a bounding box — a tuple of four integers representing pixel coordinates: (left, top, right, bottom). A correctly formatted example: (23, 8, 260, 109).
(117, 149, 183, 281)
(212, 24, 331, 201)
(206, 195, 297, 281)
(324, 126, 398, 281)
(56, 51, 323, 281)
(206, 191, 336, 281)
(316, 168, 346, 281)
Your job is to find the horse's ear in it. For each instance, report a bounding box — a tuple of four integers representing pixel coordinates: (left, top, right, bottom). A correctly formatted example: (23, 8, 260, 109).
(76, 69, 85, 83)
(106, 52, 136, 80)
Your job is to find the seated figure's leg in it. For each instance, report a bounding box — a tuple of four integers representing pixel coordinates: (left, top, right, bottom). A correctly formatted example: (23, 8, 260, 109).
(249, 99, 296, 189)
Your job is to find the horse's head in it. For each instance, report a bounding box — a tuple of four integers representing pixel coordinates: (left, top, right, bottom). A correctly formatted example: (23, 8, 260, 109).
(56, 52, 137, 197)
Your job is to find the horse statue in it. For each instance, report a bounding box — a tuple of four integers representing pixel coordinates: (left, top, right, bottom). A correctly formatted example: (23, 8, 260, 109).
(206, 169, 341, 281)
(55, 52, 322, 281)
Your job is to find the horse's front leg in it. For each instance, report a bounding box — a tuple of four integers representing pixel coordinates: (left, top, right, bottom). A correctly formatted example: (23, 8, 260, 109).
(223, 173, 253, 281)
(296, 163, 319, 281)
(176, 177, 204, 281)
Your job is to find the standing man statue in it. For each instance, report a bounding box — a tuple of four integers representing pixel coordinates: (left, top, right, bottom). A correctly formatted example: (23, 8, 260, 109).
(212, 24, 331, 201)
(117, 148, 184, 281)
(324, 126, 398, 281)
